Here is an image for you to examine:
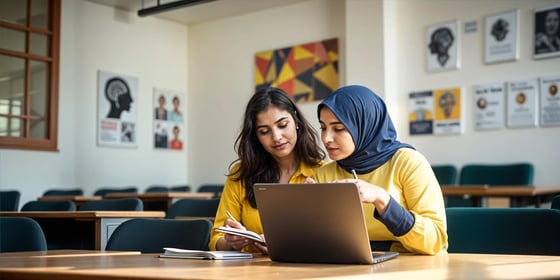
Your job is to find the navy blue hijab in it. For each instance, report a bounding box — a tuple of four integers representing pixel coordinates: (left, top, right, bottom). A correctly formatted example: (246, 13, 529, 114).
(318, 85, 414, 174)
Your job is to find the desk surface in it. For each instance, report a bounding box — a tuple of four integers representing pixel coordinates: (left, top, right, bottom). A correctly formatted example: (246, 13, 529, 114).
(105, 192, 215, 199)
(440, 185, 560, 197)
(0, 250, 558, 280)
(0, 211, 165, 218)
(38, 196, 102, 202)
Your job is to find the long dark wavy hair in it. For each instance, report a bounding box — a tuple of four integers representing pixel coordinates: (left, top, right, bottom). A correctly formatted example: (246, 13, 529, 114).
(228, 88, 325, 208)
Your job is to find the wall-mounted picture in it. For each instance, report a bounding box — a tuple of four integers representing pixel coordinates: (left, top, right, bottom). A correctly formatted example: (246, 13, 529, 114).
(539, 75, 560, 127)
(534, 4, 560, 59)
(153, 88, 185, 151)
(507, 79, 538, 128)
(473, 82, 505, 130)
(408, 91, 434, 135)
(254, 38, 339, 103)
(485, 10, 519, 63)
(426, 20, 460, 72)
(433, 87, 463, 135)
(97, 70, 138, 148)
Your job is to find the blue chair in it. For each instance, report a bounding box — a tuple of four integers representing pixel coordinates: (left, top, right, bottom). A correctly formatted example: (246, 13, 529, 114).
(79, 198, 143, 211)
(552, 195, 560, 210)
(446, 207, 560, 255)
(94, 187, 138, 197)
(0, 217, 47, 252)
(105, 218, 212, 253)
(197, 184, 223, 196)
(43, 189, 83, 196)
(0, 190, 21, 211)
(170, 185, 191, 192)
(432, 165, 470, 207)
(145, 185, 170, 193)
(166, 198, 220, 219)
(21, 200, 77, 211)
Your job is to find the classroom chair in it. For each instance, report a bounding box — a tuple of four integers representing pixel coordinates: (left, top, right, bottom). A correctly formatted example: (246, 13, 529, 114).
(165, 198, 220, 219)
(197, 184, 223, 195)
(21, 200, 77, 211)
(105, 218, 213, 253)
(0, 190, 21, 211)
(170, 185, 191, 192)
(552, 194, 560, 210)
(93, 187, 138, 197)
(79, 198, 143, 211)
(42, 189, 84, 196)
(432, 165, 471, 207)
(0, 217, 47, 252)
(446, 207, 560, 255)
(145, 185, 170, 193)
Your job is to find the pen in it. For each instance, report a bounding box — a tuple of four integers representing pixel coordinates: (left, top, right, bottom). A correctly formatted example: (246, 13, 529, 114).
(226, 210, 238, 223)
(351, 169, 359, 180)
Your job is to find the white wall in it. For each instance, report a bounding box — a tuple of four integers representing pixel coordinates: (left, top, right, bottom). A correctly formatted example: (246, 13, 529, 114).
(1, 0, 559, 207)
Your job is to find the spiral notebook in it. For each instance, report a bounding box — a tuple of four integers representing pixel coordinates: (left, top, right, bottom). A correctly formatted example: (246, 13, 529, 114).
(253, 182, 399, 265)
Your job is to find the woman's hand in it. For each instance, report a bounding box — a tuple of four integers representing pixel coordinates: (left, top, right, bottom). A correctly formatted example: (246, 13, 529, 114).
(252, 234, 268, 255)
(221, 219, 251, 251)
(334, 178, 390, 215)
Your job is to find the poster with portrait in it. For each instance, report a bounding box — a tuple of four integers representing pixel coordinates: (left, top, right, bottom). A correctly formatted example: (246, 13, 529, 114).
(507, 79, 538, 128)
(485, 10, 519, 64)
(539, 75, 560, 127)
(433, 87, 463, 135)
(97, 70, 138, 148)
(534, 4, 560, 59)
(408, 91, 434, 135)
(426, 20, 460, 72)
(153, 88, 185, 151)
(473, 82, 505, 130)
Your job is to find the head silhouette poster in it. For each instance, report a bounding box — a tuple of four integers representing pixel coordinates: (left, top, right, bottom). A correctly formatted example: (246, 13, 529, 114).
(97, 70, 138, 148)
(426, 20, 460, 72)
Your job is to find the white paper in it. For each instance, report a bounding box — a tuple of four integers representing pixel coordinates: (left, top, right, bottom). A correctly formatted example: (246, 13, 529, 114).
(473, 83, 505, 130)
(539, 75, 560, 126)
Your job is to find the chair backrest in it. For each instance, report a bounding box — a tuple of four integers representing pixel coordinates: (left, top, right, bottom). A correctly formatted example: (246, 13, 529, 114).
(197, 184, 224, 194)
(170, 185, 191, 192)
(145, 185, 170, 193)
(459, 163, 534, 186)
(552, 195, 560, 210)
(21, 200, 77, 211)
(0, 217, 47, 252)
(79, 198, 143, 211)
(166, 198, 220, 219)
(0, 190, 21, 211)
(431, 165, 458, 185)
(105, 218, 213, 253)
(94, 187, 138, 197)
(43, 189, 84, 196)
(446, 207, 560, 255)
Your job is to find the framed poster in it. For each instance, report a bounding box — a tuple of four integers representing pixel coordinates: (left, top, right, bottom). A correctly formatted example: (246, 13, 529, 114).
(426, 20, 460, 72)
(534, 4, 560, 59)
(433, 87, 463, 135)
(97, 70, 138, 148)
(408, 91, 434, 135)
(485, 10, 519, 63)
(153, 88, 185, 151)
(507, 79, 539, 128)
(540, 75, 560, 127)
(473, 82, 505, 130)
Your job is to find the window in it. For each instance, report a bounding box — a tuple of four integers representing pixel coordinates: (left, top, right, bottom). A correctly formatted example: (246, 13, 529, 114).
(0, 0, 60, 151)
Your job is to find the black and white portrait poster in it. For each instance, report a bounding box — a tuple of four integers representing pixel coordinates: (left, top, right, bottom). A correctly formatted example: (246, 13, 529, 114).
(507, 79, 538, 128)
(433, 87, 463, 135)
(408, 91, 434, 135)
(485, 10, 519, 63)
(540, 75, 560, 127)
(97, 70, 138, 148)
(473, 82, 505, 130)
(153, 88, 185, 151)
(534, 4, 560, 59)
(426, 20, 460, 72)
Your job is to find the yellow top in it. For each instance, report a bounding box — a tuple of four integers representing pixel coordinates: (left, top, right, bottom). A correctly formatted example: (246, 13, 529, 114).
(312, 149, 448, 255)
(209, 161, 322, 252)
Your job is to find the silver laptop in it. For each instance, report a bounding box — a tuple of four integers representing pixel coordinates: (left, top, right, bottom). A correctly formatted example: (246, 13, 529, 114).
(253, 182, 399, 265)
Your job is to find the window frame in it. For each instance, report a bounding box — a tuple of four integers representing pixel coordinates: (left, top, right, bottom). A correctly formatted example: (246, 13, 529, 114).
(0, 0, 60, 151)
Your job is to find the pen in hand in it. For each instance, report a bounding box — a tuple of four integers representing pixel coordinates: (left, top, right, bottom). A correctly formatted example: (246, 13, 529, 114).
(351, 169, 358, 180)
(226, 210, 239, 223)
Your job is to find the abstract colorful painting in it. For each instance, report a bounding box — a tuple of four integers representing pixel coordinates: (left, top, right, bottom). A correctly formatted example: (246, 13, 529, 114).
(254, 38, 339, 103)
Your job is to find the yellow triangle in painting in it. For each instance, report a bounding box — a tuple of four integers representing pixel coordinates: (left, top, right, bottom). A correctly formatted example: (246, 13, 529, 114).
(277, 64, 295, 85)
(294, 78, 312, 94)
(314, 64, 339, 91)
(254, 68, 264, 85)
(265, 60, 276, 82)
(256, 50, 273, 60)
(294, 46, 314, 60)
(328, 51, 339, 62)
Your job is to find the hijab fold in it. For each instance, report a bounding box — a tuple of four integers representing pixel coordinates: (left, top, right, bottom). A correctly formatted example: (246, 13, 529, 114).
(318, 85, 414, 174)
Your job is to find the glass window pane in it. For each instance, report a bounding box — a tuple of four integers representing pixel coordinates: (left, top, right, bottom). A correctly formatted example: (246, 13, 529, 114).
(0, 0, 27, 26)
(30, 60, 48, 119)
(0, 27, 26, 53)
(30, 117, 46, 138)
(31, 0, 49, 30)
(0, 116, 23, 137)
(30, 33, 49, 56)
(0, 54, 26, 114)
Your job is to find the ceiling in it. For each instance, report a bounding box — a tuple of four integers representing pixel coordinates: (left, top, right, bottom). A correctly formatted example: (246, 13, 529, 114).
(87, 0, 308, 25)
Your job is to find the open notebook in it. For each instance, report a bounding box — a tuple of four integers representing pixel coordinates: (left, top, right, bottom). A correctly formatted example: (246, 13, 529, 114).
(253, 182, 399, 265)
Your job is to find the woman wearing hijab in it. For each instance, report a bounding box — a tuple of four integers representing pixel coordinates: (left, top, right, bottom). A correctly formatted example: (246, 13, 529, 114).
(307, 85, 447, 255)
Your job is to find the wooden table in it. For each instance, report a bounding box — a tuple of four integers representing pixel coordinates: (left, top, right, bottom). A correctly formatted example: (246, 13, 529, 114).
(105, 192, 216, 211)
(0, 250, 558, 280)
(440, 185, 560, 207)
(0, 211, 165, 250)
(37, 196, 102, 209)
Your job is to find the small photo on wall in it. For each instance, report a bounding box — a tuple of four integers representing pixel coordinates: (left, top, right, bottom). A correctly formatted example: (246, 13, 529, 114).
(426, 20, 460, 72)
(485, 10, 519, 63)
(153, 88, 185, 151)
(534, 4, 560, 59)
